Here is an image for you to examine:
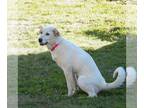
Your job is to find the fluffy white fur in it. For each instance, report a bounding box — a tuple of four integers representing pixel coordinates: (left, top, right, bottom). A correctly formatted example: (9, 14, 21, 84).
(38, 25, 136, 97)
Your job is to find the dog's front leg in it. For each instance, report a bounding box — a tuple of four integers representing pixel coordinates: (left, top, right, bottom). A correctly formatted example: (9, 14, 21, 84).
(63, 68, 76, 96)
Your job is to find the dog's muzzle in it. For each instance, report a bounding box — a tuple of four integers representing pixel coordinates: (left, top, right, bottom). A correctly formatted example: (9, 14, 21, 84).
(38, 38, 48, 46)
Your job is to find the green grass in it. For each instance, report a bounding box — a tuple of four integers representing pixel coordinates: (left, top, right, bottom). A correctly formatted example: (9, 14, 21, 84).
(17, 40, 126, 108)
(8, 0, 136, 108)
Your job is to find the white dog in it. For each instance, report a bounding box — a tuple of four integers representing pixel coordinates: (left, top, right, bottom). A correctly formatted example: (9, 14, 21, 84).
(38, 25, 135, 97)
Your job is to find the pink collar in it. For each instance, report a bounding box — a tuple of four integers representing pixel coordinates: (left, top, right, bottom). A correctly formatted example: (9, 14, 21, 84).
(51, 43, 60, 51)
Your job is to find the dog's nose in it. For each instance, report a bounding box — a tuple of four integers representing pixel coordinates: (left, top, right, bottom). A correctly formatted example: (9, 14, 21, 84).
(39, 38, 42, 42)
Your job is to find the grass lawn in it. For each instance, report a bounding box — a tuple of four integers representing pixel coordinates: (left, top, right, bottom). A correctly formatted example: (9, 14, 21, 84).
(8, 0, 136, 108)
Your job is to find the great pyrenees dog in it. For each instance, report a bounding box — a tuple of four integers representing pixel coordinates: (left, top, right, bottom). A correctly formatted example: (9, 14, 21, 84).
(38, 25, 136, 97)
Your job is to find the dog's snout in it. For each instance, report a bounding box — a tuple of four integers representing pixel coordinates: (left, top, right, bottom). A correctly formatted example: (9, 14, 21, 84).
(39, 38, 42, 42)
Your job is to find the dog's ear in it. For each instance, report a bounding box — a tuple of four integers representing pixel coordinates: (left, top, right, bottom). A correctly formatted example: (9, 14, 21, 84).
(39, 26, 43, 29)
(53, 28, 60, 37)
(39, 26, 43, 34)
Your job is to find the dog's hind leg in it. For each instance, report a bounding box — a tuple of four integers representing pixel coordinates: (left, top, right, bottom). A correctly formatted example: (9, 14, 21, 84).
(77, 76, 99, 97)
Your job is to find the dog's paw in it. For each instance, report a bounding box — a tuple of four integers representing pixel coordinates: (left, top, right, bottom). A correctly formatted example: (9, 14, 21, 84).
(67, 90, 76, 96)
(68, 92, 74, 96)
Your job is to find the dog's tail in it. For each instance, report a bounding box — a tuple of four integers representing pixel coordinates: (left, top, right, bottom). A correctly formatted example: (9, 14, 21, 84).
(102, 67, 136, 90)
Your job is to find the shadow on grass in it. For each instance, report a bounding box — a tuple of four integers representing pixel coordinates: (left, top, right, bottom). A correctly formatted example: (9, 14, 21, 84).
(8, 38, 126, 108)
(83, 27, 127, 41)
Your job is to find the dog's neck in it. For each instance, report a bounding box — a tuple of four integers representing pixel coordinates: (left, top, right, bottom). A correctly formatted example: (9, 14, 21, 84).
(47, 37, 63, 51)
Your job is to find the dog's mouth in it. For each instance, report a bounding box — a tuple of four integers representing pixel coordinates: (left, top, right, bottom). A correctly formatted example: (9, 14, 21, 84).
(39, 42, 48, 46)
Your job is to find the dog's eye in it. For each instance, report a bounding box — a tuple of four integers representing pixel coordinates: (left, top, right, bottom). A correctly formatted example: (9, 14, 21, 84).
(46, 33, 50, 36)
(40, 31, 43, 34)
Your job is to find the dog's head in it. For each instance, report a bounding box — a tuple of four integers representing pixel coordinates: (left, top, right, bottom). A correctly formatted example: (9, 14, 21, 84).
(38, 25, 60, 46)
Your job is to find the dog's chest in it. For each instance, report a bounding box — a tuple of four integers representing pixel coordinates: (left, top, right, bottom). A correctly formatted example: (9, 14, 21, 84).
(51, 52, 64, 67)
(51, 54, 56, 61)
